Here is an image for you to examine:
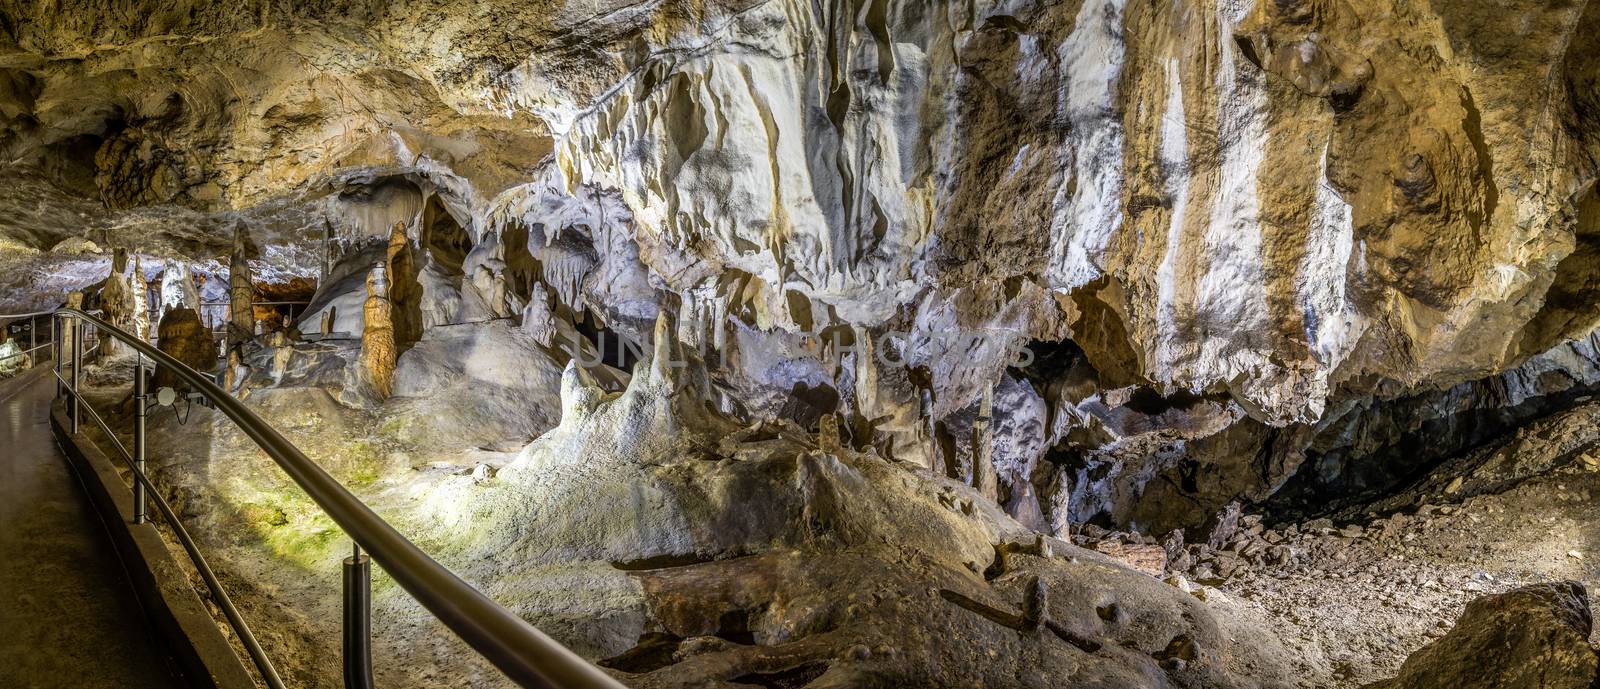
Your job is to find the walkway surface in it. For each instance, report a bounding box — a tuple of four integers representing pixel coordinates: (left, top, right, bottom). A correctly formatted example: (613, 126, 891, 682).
(0, 371, 183, 688)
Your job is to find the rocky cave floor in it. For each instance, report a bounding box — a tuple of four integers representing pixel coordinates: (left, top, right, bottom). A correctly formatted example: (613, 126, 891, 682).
(1094, 461, 1600, 686)
(55, 352, 1600, 689)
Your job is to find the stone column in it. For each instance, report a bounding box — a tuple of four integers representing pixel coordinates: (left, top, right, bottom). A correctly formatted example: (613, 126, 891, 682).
(99, 249, 134, 358)
(130, 255, 151, 341)
(228, 225, 256, 346)
(360, 262, 395, 399)
(973, 382, 998, 503)
(61, 291, 83, 364)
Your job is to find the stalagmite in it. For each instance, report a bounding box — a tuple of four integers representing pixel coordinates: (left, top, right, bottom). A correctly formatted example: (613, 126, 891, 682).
(59, 291, 83, 364)
(224, 348, 245, 392)
(129, 256, 150, 341)
(919, 388, 943, 476)
(360, 261, 396, 399)
(818, 413, 842, 454)
(269, 330, 293, 386)
(99, 249, 134, 357)
(158, 261, 200, 324)
(0, 330, 22, 375)
(385, 221, 421, 343)
(521, 283, 556, 347)
(152, 306, 213, 390)
(852, 324, 880, 419)
(973, 382, 998, 504)
(1022, 576, 1048, 632)
(228, 225, 255, 346)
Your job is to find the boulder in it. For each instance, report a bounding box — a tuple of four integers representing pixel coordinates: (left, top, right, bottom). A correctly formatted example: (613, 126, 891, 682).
(1364, 582, 1599, 689)
(153, 307, 216, 390)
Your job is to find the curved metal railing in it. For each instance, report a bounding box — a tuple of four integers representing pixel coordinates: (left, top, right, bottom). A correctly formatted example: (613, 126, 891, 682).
(1, 310, 58, 369)
(52, 308, 626, 689)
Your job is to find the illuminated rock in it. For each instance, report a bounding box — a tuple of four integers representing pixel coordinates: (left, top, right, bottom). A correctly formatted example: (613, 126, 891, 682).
(227, 226, 255, 346)
(98, 248, 136, 358)
(360, 262, 396, 400)
(151, 306, 213, 390)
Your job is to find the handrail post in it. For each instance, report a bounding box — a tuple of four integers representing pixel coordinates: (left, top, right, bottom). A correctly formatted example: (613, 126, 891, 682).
(53, 314, 62, 400)
(344, 541, 374, 689)
(70, 316, 81, 434)
(27, 315, 34, 361)
(133, 354, 148, 525)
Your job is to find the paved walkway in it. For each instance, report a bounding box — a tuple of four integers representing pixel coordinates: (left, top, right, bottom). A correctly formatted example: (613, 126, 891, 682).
(0, 372, 183, 688)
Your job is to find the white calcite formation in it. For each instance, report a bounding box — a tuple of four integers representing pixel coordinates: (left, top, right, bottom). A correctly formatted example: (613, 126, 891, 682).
(15, 3, 1600, 686)
(3, 0, 1600, 550)
(157, 260, 200, 320)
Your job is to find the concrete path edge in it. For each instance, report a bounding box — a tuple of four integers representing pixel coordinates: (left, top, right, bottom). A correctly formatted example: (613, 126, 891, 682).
(50, 402, 257, 689)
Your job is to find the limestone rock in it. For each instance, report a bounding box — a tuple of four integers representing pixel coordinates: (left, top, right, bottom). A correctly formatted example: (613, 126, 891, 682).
(159, 261, 199, 313)
(228, 225, 255, 346)
(98, 248, 135, 357)
(1363, 582, 1600, 689)
(129, 256, 151, 341)
(360, 262, 396, 399)
(4, 0, 1600, 639)
(152, 306, 214, 390)
(0, 337, 26, 375)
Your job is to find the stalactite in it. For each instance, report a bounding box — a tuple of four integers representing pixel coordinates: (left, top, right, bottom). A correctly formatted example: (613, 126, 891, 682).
(541, 250, 589, 314)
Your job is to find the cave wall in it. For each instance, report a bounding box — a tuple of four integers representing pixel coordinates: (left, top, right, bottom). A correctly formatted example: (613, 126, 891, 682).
(3, 0, 1600, 533)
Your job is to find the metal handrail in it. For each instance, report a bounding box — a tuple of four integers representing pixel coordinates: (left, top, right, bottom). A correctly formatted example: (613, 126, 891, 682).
(54, 308, 626, 689)
(55, 363, 288, 689)
(199, 301, 311, 306)
(1, 342, 52, 362)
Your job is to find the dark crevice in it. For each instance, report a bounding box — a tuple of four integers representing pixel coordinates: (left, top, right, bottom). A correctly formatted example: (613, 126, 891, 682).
(1265, 379, 1600, 522)
(609, 552, 718, 571)
(715, 608, 759, 645)
(422, 195, 471, 276)
(598, 632, 683, 673)
(729, 661, 830, 688)
(1458, 88, 1499, 235)
(575, 311, 643, 371)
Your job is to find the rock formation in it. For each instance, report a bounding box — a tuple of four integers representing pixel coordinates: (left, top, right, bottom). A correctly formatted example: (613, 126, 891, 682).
(228, 225, 255, 346)
(0, 345, 23, 375)
(3, 0, 1598, 533)
(151, 306, 213, 390)
(0, 328, 23, 375)
(129, 256, 151, 341)
(98, 248, 135, 357)
(57, 290, 84, 363)
(5, 1, 1600, 686)
(158, 261, 200, 323)
(480, 317, 1296, 687)
(521, 283, 556, 347)
(360, 261, 396, 399)
(385, 221, 422, 346)
(1364, 582, 1600, 689)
